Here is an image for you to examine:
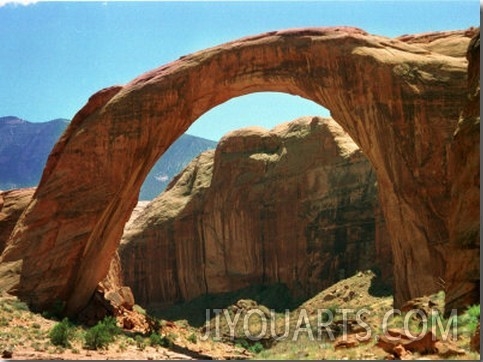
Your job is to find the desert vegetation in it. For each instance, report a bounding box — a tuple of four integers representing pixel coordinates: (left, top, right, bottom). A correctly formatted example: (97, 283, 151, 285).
(0, 271, 480, 360)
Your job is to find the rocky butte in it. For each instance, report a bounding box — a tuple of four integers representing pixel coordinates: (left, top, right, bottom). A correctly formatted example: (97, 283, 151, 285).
(119, 116, 392, 307)
(0, 27, 479, 316)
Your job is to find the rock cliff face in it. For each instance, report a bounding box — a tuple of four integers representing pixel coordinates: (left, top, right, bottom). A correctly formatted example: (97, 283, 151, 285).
(0, 187, 141, 324)
(0, 27, 477, 315)
(444, 31, 480, 312)
(0, 188, 35, 292)
(120, 117, 392, 307)
(0, 188, 36, 253)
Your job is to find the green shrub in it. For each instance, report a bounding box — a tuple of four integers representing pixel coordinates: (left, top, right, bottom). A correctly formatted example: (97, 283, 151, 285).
(149, 332, 173, 348)
(187, 332, 197, 344)
(458, 304, 480, 334)
(149, 332, 162, 346)
(466, 304, 480, 320)
(11, 300, 29, 311)
(0, 316, 10, 326)
(118, 341, 127, 352)
(318, 304, 339, 324)
(249, 341, 264, 354)
(133, 304, 147, 315)
(135, 335, 147, 351)
(83, 316, 120, 350)
(49, 318, 75, 347)
(235, 338, 264, 354)
(235, 338, 249, 350)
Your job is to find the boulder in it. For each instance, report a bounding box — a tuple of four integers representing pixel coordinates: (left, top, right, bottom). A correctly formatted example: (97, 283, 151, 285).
(376, 328, 465, 358)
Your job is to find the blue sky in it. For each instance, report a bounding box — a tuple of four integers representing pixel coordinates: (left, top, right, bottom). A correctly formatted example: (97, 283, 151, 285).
(0, 1, 479, 141)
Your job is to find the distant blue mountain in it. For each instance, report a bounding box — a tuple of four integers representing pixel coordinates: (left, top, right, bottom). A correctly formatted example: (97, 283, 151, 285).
(0, 116, 216, 200)
(141, 132, 217, 200)
(0, 116, 69, 190)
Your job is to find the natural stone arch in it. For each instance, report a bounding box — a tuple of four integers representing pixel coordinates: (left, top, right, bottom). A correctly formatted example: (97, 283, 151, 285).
(0, 27, 472, 315)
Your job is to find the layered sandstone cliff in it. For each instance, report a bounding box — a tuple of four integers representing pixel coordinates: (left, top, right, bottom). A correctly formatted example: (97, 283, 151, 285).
(120, 117, 392, 307)
(444, 31, 480, 312)
(0, 188, 138, 320)
(0, 27, 477, 315)
(0, 188, 35, 254)
(0, 188, 35, 292)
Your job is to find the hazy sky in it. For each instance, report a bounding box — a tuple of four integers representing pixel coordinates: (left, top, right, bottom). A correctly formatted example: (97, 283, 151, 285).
(0, 0, 479, 140)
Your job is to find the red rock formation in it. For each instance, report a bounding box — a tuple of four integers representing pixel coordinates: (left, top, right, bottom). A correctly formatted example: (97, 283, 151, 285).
(120, 117, 392, 306)
(444, 30, 480, 312)
(0, 27, 476, 315)
(376, 328, 465, 359)
(397, 28, 478, 57)
(0, 188, 35, 292)
(0, 188, 35, 253)
(0, 187, 140, 324)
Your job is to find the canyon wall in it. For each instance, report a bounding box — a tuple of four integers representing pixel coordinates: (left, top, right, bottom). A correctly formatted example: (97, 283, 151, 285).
(0, 27, 477, 315)
(120, 117, 392, 307)
(444, 32, 480, 312)
(0, 188, 35, 254)
(0, 188, 35, 293)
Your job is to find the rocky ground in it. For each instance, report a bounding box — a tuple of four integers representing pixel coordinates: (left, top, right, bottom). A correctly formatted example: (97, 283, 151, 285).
(0, 271, 479, 360)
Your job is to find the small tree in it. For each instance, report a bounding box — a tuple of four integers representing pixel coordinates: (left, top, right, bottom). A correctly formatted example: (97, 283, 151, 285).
(84, 316, 120, 350)
(49, 318, 75, 347)
(149, 332, 173, 348)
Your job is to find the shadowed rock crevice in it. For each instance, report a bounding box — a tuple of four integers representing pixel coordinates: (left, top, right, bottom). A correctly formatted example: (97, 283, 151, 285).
(0, 27, 478, 315)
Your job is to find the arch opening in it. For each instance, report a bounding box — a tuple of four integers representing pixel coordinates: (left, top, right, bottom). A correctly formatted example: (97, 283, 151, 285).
(186, 91, 330, 141)
(140, 92, 331, 200)
(120, 94, 393, 314)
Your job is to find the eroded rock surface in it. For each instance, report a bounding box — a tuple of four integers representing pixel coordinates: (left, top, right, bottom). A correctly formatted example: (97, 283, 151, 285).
(444, 31, 480, 312)
(0, 188, 35, 254)
(0, 188, 35, 292)
(120, 117, 392, 306)
(0, 27, 477, 315)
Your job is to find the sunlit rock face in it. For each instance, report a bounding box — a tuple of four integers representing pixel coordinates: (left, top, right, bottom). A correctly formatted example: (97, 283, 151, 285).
(0, 27, 477, 315)
(119, 117, 393, 307)
(0, 188, 35, 293)
(0, 188, 35, 254)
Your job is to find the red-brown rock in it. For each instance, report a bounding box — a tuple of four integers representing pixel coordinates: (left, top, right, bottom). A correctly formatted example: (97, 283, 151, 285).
(376, 329, 437, 355)
(0, 27, 476, 315)
(0, 188, 35, 253)
(0, 188, 35, 293)
(470, 322, 480, 353)
(334, 334, 362, 350)
(119, 117, 391, 306)
(376, 328, 466, 358)
(444, 30, 480, 313)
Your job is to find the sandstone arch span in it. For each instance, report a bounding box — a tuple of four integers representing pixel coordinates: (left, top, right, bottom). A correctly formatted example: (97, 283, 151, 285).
(0, 27, 476, 315)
